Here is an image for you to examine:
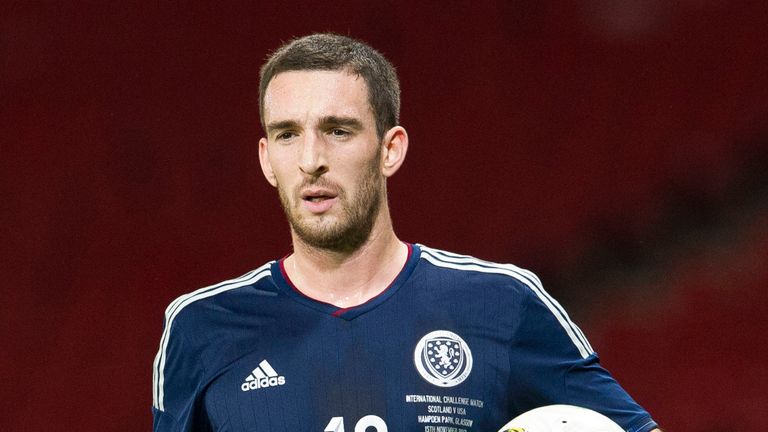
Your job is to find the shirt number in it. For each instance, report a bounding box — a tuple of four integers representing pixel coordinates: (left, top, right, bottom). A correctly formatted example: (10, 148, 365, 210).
(324, 415, 388, 432)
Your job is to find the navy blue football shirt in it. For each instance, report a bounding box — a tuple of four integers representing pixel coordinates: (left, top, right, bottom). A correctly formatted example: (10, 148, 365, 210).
(152, 244, 658, 432)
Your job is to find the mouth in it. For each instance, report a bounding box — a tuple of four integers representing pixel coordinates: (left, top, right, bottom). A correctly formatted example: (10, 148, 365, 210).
(304, 195, 331, 203)
(301, 189, 338, 202)
(300, 188, 339, 213)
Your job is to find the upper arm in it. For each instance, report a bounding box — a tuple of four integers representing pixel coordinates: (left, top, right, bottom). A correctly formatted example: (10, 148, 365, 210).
(508, 280, 659, 432)
(152, 313, 208, 431)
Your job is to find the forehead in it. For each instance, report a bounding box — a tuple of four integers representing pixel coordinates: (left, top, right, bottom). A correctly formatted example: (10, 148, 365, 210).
(262, 70, 372, 125)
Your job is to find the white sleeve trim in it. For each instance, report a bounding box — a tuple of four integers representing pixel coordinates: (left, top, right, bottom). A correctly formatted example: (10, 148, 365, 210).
(152, 264, 272, 411)
(419, 246, 594, 359)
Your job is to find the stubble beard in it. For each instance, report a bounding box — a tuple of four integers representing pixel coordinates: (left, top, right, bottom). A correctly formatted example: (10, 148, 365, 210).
(277, 153, 384, 254)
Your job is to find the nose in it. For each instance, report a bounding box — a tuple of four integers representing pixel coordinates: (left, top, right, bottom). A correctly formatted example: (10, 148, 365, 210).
(298, 131, 328, 177)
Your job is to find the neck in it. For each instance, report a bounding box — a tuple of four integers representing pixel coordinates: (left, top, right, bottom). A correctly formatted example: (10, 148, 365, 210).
(284, 210, 408, 309)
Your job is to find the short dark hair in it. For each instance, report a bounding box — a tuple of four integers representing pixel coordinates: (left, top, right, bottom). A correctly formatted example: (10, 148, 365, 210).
(259, 33, 400, 139)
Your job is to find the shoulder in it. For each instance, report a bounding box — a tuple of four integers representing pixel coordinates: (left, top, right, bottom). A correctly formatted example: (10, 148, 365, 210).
(152, 262, 274, 412)
(156, 262, 276, 355)
(161, 262, 274, 329)
(416, 244, 543, 295)
(416, 244, 593, 358)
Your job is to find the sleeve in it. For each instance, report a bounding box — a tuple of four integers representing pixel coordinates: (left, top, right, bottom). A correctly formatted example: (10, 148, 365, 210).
(508, 284, 658, 432)
(152, 314, 211, 432)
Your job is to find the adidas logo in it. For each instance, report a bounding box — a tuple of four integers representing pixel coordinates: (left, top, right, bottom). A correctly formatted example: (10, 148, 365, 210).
(240, 360, 286, 392)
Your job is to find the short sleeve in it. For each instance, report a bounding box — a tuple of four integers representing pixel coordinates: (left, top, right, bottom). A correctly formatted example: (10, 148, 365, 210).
(152, 315, 210, 432)
(508, 285, 658, 432)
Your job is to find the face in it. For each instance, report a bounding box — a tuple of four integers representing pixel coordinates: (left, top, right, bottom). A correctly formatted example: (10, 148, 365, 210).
(259, 70, 387, 253)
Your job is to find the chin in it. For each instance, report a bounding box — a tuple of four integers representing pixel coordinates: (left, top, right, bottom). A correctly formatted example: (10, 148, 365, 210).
(295, 222, 371, 253)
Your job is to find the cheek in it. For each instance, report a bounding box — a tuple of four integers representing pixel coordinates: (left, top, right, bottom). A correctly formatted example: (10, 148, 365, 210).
(269, 155, 296, 183)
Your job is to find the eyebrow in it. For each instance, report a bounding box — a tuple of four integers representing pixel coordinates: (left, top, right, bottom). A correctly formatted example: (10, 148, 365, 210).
(318, 116, 364, 131)
(266, 120, 299, 134)
(267, 116, 364, 134)
(266, 116, 366, 139)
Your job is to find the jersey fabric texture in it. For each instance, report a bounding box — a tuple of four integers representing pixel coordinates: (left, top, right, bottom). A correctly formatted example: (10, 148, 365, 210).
(152, 244, 658, 432)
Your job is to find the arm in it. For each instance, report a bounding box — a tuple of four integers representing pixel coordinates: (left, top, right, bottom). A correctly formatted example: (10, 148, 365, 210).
(507, 279, 660, 432)
(152, 312, 209, 431)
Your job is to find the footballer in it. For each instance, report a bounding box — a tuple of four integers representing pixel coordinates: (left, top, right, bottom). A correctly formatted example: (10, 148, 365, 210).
(152, 33, 660, 432)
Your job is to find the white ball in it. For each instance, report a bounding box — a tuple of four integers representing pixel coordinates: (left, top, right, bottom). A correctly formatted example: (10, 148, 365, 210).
(497, 405, 624, 432)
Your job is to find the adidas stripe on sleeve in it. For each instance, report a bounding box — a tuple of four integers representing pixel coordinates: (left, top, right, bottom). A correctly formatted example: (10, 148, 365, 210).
(419, 245, 594, 358)
(418, 245, 656, 431)
(152, 264, 272, 431)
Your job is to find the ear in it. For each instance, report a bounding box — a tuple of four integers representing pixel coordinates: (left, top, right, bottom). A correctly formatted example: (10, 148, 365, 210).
(258, 137, 278, 187)
(380, 126, 408, 178)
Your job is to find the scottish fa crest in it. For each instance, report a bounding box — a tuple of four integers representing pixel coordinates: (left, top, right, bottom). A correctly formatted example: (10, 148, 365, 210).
(414, 330, 473, 387)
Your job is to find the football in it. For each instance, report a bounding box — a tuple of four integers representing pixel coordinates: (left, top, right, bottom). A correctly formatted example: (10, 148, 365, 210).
(497, 405, 624, 432)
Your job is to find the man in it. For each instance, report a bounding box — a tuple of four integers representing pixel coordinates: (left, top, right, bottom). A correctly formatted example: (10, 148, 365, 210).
(152, 33, 660, 432)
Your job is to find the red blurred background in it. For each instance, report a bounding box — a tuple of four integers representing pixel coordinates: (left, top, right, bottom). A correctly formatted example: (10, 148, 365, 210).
(2, 1, 767, 430)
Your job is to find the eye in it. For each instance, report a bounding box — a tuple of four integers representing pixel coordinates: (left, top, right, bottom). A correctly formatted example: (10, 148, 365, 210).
(329, 128, 350, 138)
(276, 131, 296, 141)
